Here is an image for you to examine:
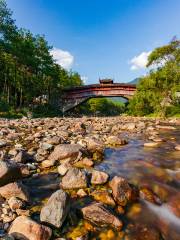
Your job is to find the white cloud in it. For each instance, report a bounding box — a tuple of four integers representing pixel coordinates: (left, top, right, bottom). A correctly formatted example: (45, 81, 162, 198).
(50, 48, 74, 69)
(81, 76, 88, 84)
(130, 51, 151, 70)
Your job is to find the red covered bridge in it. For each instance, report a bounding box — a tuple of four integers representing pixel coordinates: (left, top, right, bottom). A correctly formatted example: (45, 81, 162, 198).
(61, 79, 136, 112)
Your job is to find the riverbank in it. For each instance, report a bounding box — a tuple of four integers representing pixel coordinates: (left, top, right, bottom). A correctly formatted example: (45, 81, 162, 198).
(0, 116, 180, 240)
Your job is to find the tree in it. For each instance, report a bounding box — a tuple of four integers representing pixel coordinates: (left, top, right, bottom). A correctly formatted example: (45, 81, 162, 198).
(128, 39, 180, 117)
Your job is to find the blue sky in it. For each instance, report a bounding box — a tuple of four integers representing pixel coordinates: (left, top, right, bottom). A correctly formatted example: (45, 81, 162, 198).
(6, 0, 180, 84)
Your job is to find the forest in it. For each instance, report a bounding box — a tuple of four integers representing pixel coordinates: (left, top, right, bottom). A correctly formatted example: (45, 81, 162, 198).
(0, 0, 83, 117)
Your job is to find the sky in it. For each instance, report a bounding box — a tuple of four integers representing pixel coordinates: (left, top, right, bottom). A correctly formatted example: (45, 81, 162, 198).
(6, 0, 180, 84)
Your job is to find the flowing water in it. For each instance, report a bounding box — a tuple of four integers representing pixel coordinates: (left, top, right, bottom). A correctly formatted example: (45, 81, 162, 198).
(96, 128, 180, 239)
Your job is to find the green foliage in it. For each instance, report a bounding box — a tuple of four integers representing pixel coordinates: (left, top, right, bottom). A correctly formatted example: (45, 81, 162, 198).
(0, 0, 83, 116)
(76, 98, 125, 116)
(129, 38, 180, 117)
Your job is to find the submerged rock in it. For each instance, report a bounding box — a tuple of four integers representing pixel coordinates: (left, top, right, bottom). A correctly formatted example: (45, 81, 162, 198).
(40, 189, 70, 228)
(81, 202, 122, 231)
(144, 142, 159, 147)
(9, 216, 52, 240)
(91, 170, 109, 185)
(109, 176, 132, 206)
(106, 136, 128, 146)
(61, 168, 87, 189)
(91, 190, 115, 206)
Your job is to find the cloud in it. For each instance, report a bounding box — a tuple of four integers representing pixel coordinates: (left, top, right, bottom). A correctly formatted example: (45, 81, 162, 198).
(130, 51, 151, 70)
(81, 76, 88, 84)
(50, 48, 74, 69)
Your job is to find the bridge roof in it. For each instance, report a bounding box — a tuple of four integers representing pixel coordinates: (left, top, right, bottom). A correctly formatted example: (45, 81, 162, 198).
(64, 83, 136, 92)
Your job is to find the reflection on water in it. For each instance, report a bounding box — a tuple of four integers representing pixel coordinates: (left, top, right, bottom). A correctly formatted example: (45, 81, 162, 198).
(97, 128, 180, 240)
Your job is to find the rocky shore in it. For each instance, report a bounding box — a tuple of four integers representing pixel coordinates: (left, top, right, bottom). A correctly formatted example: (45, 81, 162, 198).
(0, 116, 180, 240)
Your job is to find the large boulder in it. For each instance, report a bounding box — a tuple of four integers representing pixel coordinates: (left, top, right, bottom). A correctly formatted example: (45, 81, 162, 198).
(48, 144, 82, 164)
(91, 170, 109, 185)
(61, 168, 87, 190)
(9, 216, 52, 240)
(81, 202, 122, 230)
(0, 182, 29, 202)
(109, 176, 132, 206)
(0, 161, 22, 187)
(40, 190, 70, 228)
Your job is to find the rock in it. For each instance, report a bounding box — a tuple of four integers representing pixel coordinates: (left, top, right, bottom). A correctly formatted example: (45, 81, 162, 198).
(175, 145, 180, 151)
(77, 189, 87, 197)
(109, 176, 132, 206)
(125, 122, 136, 131)
(16, 209, 30, 217)
(144, 142, 159, 147)
(0, 182, 29, 202)
(91, 190, 115, 206)
(156, 125, 176, 130)
(57, 163, 70, 176)
(91, 170, 109, 185)
(61, 168, 87, 190)
(40, 142, 53, 151)
(140, 188, 161, 204)
(9, 216, 52, 240)
(14, 150, 32, 163)
(0, 161, 22, 187)
(48, 144, 82, 163)
(0, 140, 7, 148)
(8, 197, 24, 211)
(1, 235, 14, 240)
(46, 136, 61, 145)
(40, 190, 70, 228)
(81, 202, 122, 230)
(152, 137, 164, 143)
(41, 160, 56, 168)
(82, 158, 94, 167)
(106, 136, 128, 146)
(86, 138, 104, 153)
